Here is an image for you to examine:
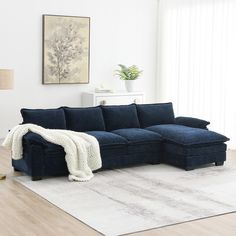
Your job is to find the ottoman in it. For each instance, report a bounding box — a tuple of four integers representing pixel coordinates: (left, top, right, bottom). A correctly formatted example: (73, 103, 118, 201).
(146, 124, 229, 170)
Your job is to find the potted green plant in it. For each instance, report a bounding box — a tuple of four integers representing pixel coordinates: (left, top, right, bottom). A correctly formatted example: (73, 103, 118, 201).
(115, 64, 142, 92)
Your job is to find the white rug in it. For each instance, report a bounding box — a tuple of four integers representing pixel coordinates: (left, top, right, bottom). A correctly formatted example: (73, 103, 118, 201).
(16, 164, 236, 236)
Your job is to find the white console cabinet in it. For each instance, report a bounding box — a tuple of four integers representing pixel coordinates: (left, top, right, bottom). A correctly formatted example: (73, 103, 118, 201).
(82, 92, 144, 107)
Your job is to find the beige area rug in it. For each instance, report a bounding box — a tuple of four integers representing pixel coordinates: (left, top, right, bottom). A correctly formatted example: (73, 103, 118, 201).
(16, 163, 236, 236)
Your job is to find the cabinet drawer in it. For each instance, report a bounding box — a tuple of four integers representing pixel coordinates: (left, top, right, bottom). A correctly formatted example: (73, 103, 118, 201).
(95, 95, 143, 106)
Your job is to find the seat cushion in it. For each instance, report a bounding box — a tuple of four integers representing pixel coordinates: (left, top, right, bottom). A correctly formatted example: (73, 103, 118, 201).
(101, 104, 140, 131)
(86, 131, 128, 146)
(136, 103, 175, 128)
(146, 124, 229, 146)
(63, 106, 105, 132)
(21, 108, 66, 129)
(112, 128, 162, 144)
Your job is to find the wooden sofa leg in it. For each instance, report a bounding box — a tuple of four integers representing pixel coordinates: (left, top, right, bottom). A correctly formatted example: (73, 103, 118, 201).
(215, 161, 224, 166)
(32, 176, 42, 181)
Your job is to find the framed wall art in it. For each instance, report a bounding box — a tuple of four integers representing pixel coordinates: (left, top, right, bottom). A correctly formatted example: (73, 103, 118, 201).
(42, 15, 90, 84)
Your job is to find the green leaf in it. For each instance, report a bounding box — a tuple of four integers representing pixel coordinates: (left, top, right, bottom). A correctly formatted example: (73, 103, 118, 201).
(115, 64, 143, 80)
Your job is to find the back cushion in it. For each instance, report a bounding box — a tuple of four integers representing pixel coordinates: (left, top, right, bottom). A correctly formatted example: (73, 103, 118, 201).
(101, 104, 140, 131)
(21, 108, 66, 129)
(63, 106, 106, 132)
(136, 103, 175, 128)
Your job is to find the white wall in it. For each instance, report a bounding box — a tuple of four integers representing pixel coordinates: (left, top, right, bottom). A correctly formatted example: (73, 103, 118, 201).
(0, 0, 158, 138)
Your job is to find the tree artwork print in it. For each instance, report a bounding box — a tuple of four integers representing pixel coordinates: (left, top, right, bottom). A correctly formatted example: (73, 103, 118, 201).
(43, 15, 90, 84)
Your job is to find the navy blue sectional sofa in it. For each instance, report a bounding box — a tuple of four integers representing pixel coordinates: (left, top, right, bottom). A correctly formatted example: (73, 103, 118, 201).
(12, 103, 229, 180)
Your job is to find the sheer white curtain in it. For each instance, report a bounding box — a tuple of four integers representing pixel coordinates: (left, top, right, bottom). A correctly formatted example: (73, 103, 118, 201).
(157, 0, 236, 149)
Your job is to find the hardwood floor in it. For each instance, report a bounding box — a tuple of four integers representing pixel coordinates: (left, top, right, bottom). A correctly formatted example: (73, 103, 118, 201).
(1, 145, 236, 236)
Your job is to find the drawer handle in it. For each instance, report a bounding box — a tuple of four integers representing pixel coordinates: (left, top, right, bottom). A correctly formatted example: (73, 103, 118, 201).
(100, 100, 106, 105)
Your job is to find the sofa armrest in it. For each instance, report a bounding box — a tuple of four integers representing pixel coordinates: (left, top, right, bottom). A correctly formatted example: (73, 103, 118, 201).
(17, 132, 50, 181)
(23, 132, 49, 148)
(175, 116, 210, 129)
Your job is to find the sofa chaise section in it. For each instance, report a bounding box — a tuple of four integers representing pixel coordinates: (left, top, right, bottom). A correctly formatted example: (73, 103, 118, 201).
(146, 124, 228, 170)
(136, 103, 229, 170)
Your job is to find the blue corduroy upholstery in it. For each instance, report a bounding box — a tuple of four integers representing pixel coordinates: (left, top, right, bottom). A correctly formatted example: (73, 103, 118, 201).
(164, 142, 227, 156)
(12, 130, 161, 177)
(21, 108, 66, 129)
(175, 116, 210, 129)
(111, 128, 162, 162)
(101, 104, 140, 131)
(22, 131, 49, 147)
(112, 128, 162, 144)
(86, 131, 127, 146)
(146, 124, 229, 146)
(146, 124, 228, 170)
(163, 151, 226, 170)
(136, 103, 175, 128)
(63, 106, 106, 132)
(13, 103, 229, 180)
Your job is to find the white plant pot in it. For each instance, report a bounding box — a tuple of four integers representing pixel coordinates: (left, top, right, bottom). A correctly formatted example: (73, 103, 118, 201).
(125, 80, 136, 92)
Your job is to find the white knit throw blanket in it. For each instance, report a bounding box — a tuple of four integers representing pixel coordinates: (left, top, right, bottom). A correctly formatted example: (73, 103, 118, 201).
(2, 124, 102, 181)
